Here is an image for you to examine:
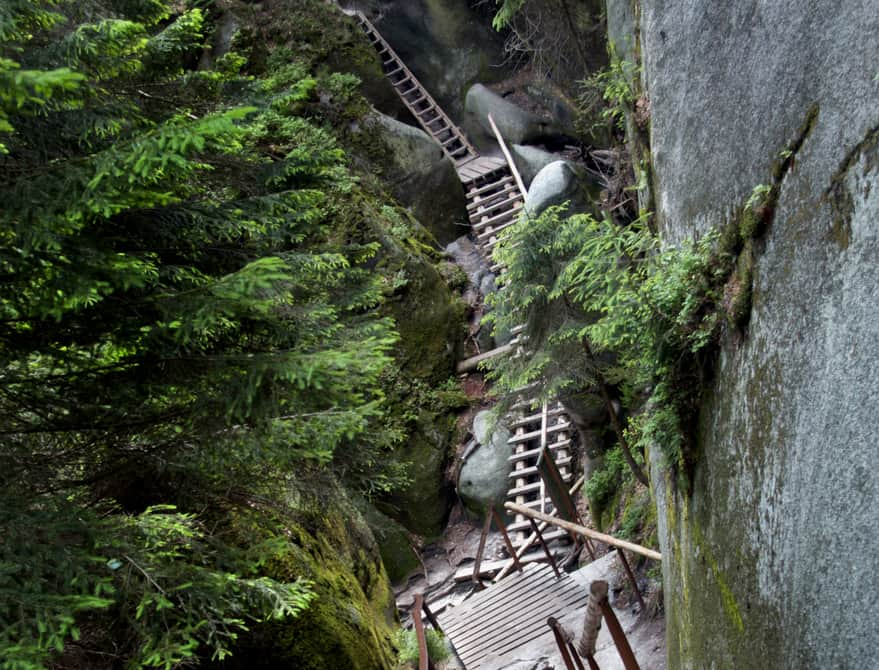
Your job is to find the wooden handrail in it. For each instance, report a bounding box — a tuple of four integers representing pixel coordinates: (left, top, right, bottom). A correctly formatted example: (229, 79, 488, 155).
(504, 502, 662, 561)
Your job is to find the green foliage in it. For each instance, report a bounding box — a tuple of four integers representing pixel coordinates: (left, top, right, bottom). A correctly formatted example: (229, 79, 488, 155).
(395, 627, 450, 665)
(584, 445, 629, 516)
(487, 203, 733, 475)
(492, 0, 527, 29)
(0, 500, 314, 670)
(0, 0, 411, 665)
(577, 45, 640, 134)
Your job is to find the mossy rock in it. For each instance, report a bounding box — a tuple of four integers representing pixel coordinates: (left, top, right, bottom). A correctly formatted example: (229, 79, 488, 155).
(229, 0, 409, 120)
(212, 485, 397, 670)
(378, 408, 456, 538)
(357, 498, 422, 584)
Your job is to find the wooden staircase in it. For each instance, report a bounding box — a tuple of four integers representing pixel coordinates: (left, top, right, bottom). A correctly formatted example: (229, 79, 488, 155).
(349, 7, 576, 564)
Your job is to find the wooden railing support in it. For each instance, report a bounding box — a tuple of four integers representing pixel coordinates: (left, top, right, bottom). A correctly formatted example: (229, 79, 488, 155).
(491, 504, 523, 572)
(494, 476, 585, 582)
(413, 593, 430, 670)
(599, 595, 640, 670)
(547, 617, 587, 670)
(530, 517, 561, 578)
(472, 510, 493, 588)
(614, 548, 645, 610)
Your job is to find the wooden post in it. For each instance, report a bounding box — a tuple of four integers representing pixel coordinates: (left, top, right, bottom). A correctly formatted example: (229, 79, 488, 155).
(614, 548, 645, 610)
(530, 517, 561, 578)
(504, 502, 663, 561)
(578, 581, 606, 658)
(413, 593, 429, 670)
(421, 600, 440, 631)
(491, 505, 523, 572)
(472, 510, 493, 588)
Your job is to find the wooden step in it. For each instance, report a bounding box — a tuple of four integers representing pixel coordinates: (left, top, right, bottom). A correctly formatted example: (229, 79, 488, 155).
(475, 216, 522, 242)
(452, 549, 566, 582)
(471, 195, 523, 218)
(508, 440, 573, 463)
(467, 175, 515, 199)
(508, 422, 572, 445)
(467, 182, 518, 211)
(473, 202, 523, 229)
(509, 407, 566, 428)
(508, 474, 571, 497)
(508, 458, 573, 480)
(512, 528, 569, 547)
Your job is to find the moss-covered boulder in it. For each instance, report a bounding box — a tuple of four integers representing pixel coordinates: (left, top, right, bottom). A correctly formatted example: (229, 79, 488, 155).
(357, 497, 421, 584)
(351, 201, 464, 539)
(228, 0, 410, 121)
(361, 110, 468, 246)
(213, 484, 397, 670)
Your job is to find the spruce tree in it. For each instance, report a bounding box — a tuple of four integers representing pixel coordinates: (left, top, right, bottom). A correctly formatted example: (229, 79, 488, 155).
(0, 1, 402, 666)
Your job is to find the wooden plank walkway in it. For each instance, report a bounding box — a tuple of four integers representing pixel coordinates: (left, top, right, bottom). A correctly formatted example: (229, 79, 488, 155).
(437, 563, 588, 670)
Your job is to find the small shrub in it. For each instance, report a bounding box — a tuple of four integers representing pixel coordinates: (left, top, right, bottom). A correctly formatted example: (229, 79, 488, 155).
(396, 627, 450, 666)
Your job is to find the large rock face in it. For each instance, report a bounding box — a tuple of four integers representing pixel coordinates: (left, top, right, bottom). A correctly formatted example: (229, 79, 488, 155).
(365, 110, 468, 245)
(630, 1, 879, 667)
(465, 84, 560, 146)
(214, 486, 397, 670)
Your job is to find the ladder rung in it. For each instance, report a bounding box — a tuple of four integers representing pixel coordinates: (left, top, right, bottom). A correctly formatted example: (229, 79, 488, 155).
(508, 475, 572, 497)
(509, 407, 566, 428)
(473, 203, 523, 230)
(467, 183, 517, 211)
(475, 217, 520, 241)
(508, 458, 572, 479)
(508, 439, 573, 463)
(467, 174, 515, 198)
(508, 421, 572, 445)
(471, 195, 522, 218)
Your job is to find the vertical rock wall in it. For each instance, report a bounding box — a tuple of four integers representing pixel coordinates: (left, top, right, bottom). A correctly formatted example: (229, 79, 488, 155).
(625, 0, 879, 667)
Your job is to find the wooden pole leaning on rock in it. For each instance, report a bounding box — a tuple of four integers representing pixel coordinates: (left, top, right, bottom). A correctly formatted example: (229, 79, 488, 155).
(487, 112, 528, 196)
(504, 502, 663, 562)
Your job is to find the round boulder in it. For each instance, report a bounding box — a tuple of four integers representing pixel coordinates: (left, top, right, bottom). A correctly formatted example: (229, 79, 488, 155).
(524, 160, 593, 217)
(511, 144, 559, 188)
(465, 84, 559, 146)
(458, 410, 512, 516)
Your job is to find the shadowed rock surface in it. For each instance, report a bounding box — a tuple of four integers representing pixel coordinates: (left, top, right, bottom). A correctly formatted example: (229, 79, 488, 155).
(629, 0, 879, 667)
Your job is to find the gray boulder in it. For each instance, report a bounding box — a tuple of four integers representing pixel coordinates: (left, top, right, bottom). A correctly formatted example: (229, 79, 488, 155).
(511, 144, 559, 188)
(525, 160, 592, 217)
(458, 410, 512, 515)
(366, 111, 468, 245)
(465, 84, 558, 145)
